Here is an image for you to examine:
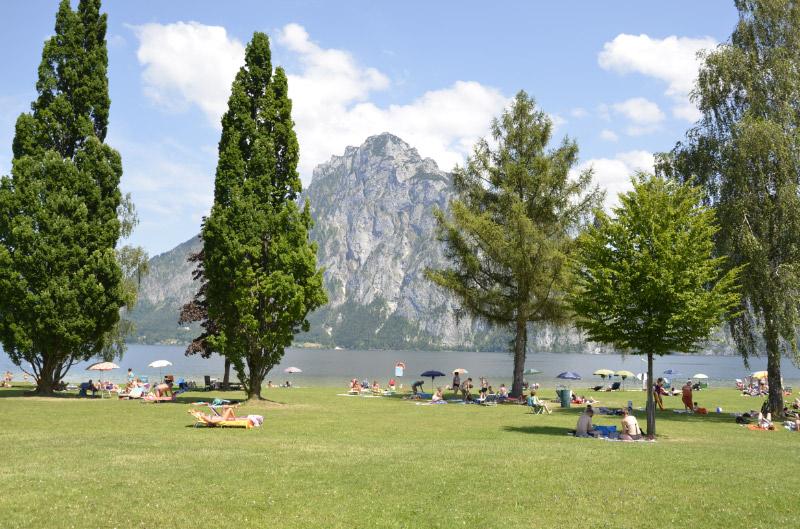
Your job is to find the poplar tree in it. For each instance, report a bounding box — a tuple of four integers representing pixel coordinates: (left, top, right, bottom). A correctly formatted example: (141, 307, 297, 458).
(661, 0, 800, 414)
(202, 33, 327, 400)
(570, 175, 740, 436)
(426, 91, 602, 398)
(0, 0, 126, 394)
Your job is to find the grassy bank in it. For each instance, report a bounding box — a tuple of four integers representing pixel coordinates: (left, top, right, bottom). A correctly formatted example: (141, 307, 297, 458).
(0, 386, 796, 529)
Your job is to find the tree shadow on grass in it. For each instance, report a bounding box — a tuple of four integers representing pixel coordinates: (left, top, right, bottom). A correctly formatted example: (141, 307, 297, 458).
(551, 405, 747, 425)
(0, 387, 84, 399)
(503, 425, 574, 437)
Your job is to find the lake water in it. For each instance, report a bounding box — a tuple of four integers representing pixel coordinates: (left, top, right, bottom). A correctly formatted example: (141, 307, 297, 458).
(2, 344, 799, 388)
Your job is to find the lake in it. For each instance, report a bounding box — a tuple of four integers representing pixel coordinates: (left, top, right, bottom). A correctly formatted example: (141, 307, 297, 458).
(2, 344, 799, 388)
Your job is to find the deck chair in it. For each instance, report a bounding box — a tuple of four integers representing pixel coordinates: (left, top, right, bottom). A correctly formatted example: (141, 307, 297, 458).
(527, 395, 551, 414)
(609, 382, 621, 391)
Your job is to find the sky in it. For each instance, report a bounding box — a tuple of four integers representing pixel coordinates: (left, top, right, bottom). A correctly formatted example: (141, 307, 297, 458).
(0, 1, 740, 256)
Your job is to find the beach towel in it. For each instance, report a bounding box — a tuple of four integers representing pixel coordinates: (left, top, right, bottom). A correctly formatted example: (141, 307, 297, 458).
(746, 424, 774, 431)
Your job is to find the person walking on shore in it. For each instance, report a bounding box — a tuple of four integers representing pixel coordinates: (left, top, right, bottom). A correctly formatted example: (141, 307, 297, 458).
(452, 372, 461, 397)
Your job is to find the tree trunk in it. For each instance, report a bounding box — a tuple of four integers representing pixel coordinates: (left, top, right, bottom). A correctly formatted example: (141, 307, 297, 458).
(765, 319, 784, 415)
(645, 352, 655, 438)
(245, 354, 264, 400)
(222, 358, 231, 389)
(510, 317, 527, 398)
(33, 354, 59, 396)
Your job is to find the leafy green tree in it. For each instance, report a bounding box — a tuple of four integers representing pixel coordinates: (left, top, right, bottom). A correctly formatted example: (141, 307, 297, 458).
(202, 33, 327, 400)
(426, 91, 602, 397)
(0, 0, 126, 394)
(660, 0, 800, 414)
(570, 174, 740, 436)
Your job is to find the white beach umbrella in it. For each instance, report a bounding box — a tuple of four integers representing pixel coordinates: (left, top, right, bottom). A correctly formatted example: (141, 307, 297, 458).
(148, 360, 172, 381)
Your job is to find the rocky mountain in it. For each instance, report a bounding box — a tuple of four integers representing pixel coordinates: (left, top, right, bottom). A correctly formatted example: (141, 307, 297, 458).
(127, 133, 589, 351)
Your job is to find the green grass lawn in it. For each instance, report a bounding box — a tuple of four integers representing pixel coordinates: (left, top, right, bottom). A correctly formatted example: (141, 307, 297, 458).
(0, 385, 797, 529)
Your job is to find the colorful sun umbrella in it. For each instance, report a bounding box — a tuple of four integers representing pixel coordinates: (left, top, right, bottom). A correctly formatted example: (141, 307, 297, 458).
(752, 370, 768, 380)
(86, 361, 119, 371)
(452, 368, 468, 375)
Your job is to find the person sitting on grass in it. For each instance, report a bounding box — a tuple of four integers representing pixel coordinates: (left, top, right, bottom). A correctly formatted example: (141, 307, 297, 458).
(388, 378, 396, 392)
(431, 387, 445, 403)
(498, 384, 509, 400)
(620, 409, 642, 441)
(78, 380, 97, 397)
(460, 378, 473, 401)
(757, 411, 774, 429)
(575, 406, 598, 437)
(371, 380, 381, 394)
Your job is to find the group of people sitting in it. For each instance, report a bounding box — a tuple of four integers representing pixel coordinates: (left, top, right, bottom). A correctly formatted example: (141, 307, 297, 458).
(267, 380, 294, 388)
(575, 404, 644, 441)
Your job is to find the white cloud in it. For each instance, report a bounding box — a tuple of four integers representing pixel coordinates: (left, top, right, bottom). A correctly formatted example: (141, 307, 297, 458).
(611, 97, 665, 135)
(600, 129, 618, 142)
(131, 22, 510, 181)
(575, 150, 655, 208)
(131, 22, 245, 125)
(570, 107, 588, 118)
(598, 33, 716, 122)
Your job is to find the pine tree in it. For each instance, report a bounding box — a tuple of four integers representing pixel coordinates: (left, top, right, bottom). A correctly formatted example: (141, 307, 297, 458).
(202, 33, 327, 400)
(570, 174, 740, 436)
(0, 0, 126, 394)
(426, 91, 602, 397)
(661, 0, 800, 415)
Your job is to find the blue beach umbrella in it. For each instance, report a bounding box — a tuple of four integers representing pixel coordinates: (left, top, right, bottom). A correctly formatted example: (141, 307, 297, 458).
(420, 370, 446, 387)
(557, 371, 582, 380)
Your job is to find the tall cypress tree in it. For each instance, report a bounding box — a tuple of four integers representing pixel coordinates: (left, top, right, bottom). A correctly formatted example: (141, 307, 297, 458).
(0, 0, 125, 394)
(202, 33, 327, 400)
(426, 91, 602, 398)
(661, 0, 800, 414)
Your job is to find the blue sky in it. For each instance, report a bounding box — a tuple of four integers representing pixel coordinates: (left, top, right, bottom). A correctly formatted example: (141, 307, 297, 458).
(0, 1, 739, 256)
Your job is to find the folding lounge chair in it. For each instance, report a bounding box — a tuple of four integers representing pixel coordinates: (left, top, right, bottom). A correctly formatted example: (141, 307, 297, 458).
(527, 396, 551, 414)
(609, 382, 621, 391)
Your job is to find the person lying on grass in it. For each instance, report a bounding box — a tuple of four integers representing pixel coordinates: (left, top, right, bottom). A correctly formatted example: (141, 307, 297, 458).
(620, 409, 642, 441)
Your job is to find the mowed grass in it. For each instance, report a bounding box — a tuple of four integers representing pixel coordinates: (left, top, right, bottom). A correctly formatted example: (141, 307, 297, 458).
(0, 385, 797, 529)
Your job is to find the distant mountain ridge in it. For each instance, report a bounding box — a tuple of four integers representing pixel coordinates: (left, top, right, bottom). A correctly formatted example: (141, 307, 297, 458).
(127, 133, 736, 354)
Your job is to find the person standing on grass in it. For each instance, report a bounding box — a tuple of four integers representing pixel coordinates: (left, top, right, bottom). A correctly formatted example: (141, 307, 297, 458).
(654, 378, 666, 411)
(452, 371, 461, 397)
(682, 380, 694, 412)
